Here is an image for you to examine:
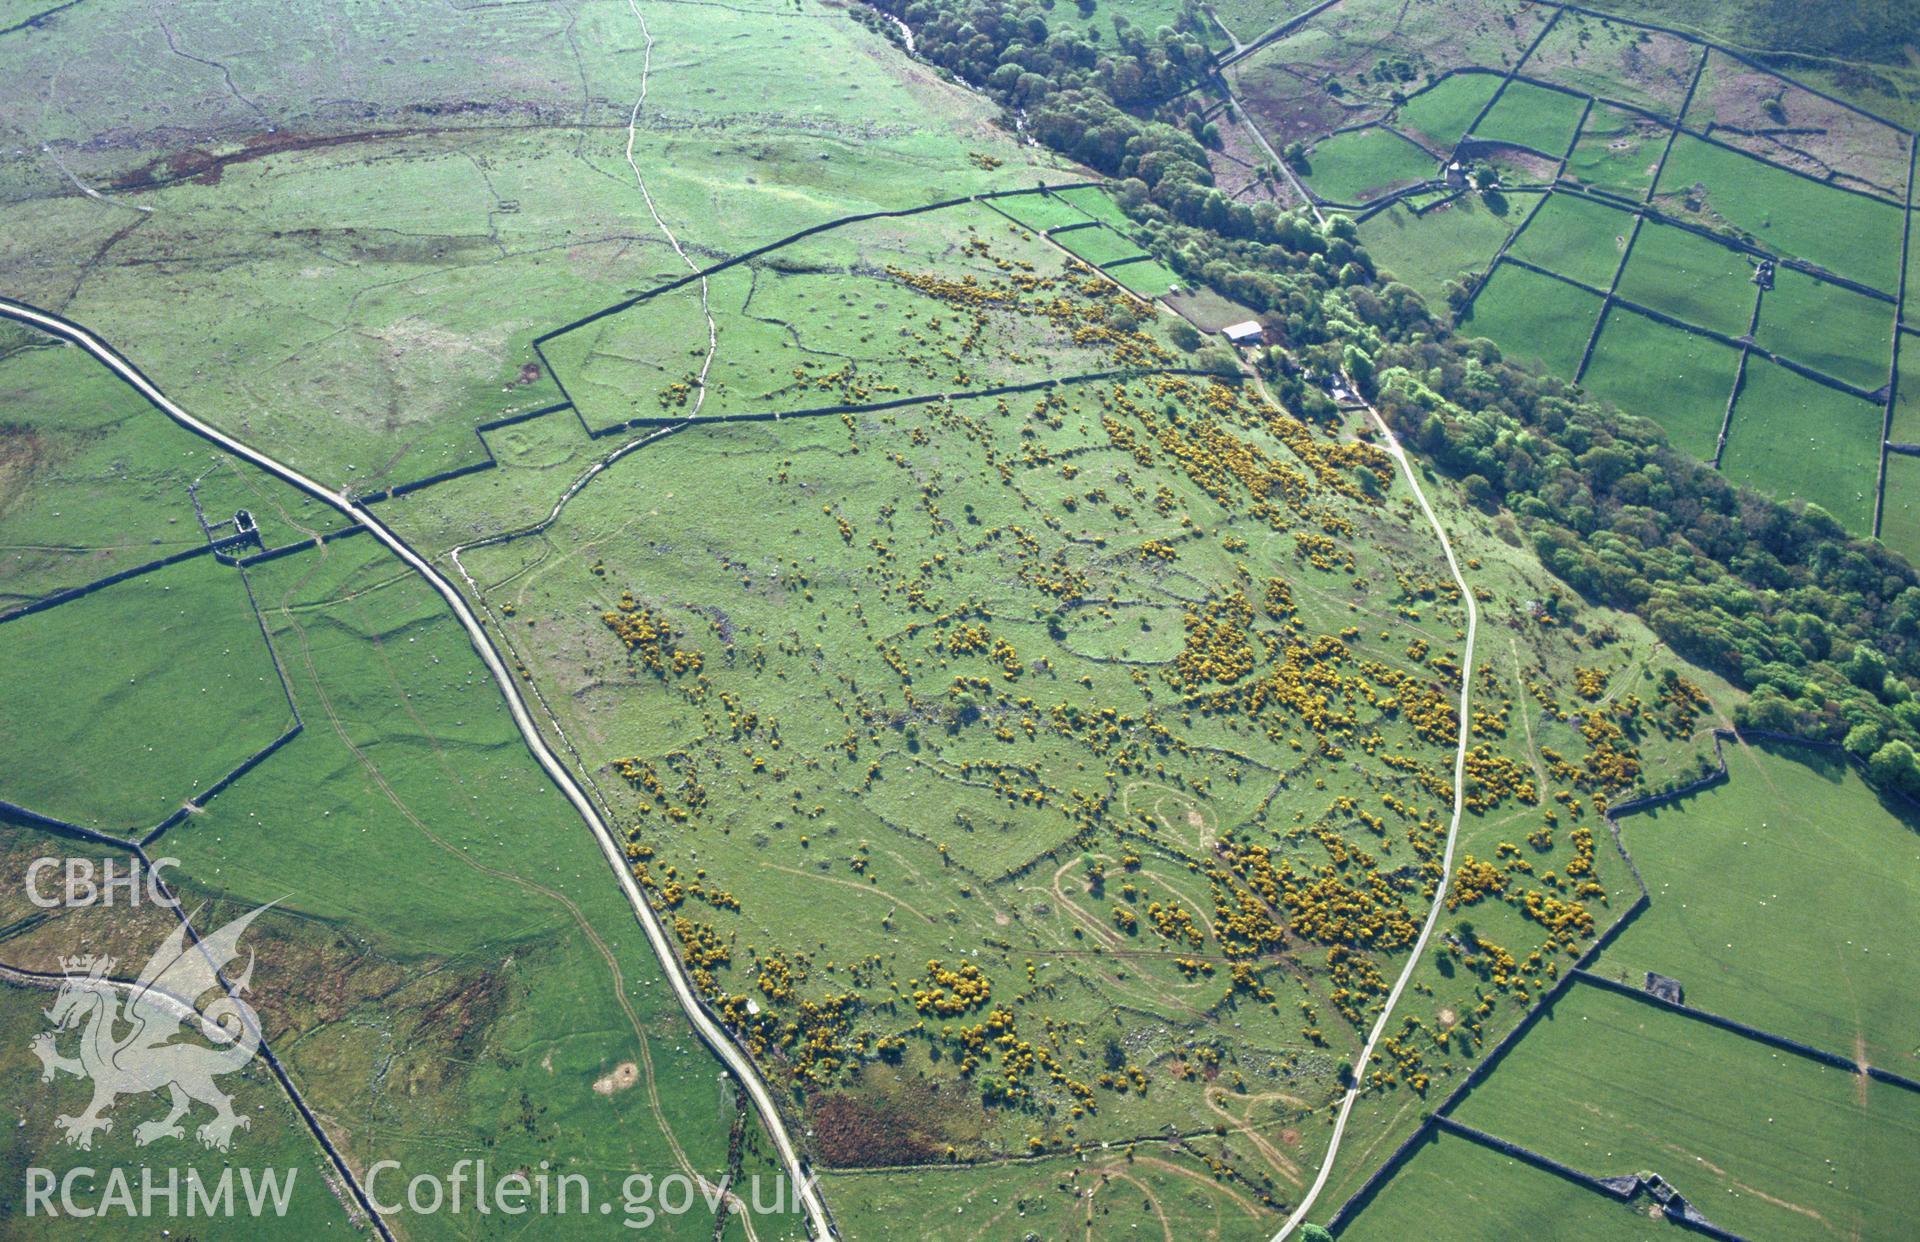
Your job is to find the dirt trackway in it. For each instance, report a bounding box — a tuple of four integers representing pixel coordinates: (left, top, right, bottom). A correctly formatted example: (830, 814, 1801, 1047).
(0, 296, 834, 1241)
(1271, 379, 1479, 1239)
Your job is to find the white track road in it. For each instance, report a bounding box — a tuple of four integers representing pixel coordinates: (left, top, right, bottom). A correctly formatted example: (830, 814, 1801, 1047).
(1272, 384, 1478, 1239)
(0, 298, 834, 1240)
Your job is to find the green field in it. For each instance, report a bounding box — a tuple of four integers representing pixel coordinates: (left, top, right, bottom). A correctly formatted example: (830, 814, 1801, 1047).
(138, 533, 765, 1240)
(1056, 222, 1153, 268)
(1460, 261, 1603, 374)
(1107, 255, 1185, 298)
(1598, 742, 1920, 1072)
(1891, 334, 1920, 441)
(1909, 206, 1920, 309)
(444, 374, 1457, 1160)
(1451, 981, 1920, 1242)
(1564, 103, 1669, 200)
(1657, 133, 1909, 291)
(1508, 191, 1635, 288)
(1877, 450, 1920, 563)
(437, 309, 1706, 1180)
(1395, 71, 1503, 152)
(1052, 185, 1136, 231)
(1164, 285, 1261, 332)
(0, 965, 356, 1241)
(1581, 306, 1740, 459)
(1472, 80, 1590, 155)
(1524, 13, 1701, 116)
(0, 325, 346, 609)
(1359, 193, 1521, 305)
(1303, 126, 1440, 204)
(0, 555, 292, 832)
(0, 0, 1058, 488)
(1753, 267, 1897, 391)
(1613, 219, 1759, 337)
(541, 201, 1161, 431)
(994, 192, 1102, 233)
(1223, 0, 1549, 144)
(1720, 357, 1884, 532)
(826, 1142, 1277, 1238)
(1684, 48, 1914, 201)
(1339, 1128, 1666, 1240)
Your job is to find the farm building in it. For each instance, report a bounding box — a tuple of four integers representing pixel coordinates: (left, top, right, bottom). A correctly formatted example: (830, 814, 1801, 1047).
(1222, 320, 1266, 346)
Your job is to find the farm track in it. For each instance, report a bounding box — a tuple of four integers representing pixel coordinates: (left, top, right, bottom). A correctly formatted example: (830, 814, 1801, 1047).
(1272, 380, 1479, 1240)
(0, 295, 835, 1240)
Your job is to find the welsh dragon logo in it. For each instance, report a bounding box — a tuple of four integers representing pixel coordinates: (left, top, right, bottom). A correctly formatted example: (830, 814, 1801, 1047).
(31, 904, 271, 1151)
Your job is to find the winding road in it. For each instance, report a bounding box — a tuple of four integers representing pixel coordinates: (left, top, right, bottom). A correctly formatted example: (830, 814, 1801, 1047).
(1271, 379, 1479, 1239)
(0, 296, 835, 1241)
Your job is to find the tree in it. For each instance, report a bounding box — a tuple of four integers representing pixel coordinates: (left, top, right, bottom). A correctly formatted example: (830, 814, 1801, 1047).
(1847, 644, 1888, 696)
(1869, 739, 1920, 797)
(1196, 343, 1242, 375)
(1300, 1227, 1335, 1242)
(1845, 720, 1884, 759)
(1343, 344, 1375, 392)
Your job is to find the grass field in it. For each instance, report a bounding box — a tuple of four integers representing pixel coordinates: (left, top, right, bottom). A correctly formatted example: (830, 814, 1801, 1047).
(541, 201, 1160, 431)
(1224, 0, 1548, 145)
(1508, 191, 1635, 288)
(994, 192, 1104, 233)
(0, 325, 346, 609)
(437, 303, 1718, 1181)
(1303, 126, 1439, 204)
(1472, 80, 1590, 156)
(0, 0, 1059, 489)
(0, 555, 292, 833)
(1657, 133, 1909, 291)
(1052, 185, 1137, 231)
(1877, 450, 1920, 564)
(0, 827, 376, 1241)
(1358, 193, 1521, 305)
(133, 533, 765, 1240)
(826, 1142, 1278, 1238)
(1613, 218, 1759, 337)
(1685, 48, 1914, 201)
(0, 980, 356, 1240)
(1564, 103, 1669, 200)
(1574, 1, 1920, 128)
(1395, 71, 1503, 153)
(1909, 209, 1920, 310)
(1460, 261, 1603, 374)
(1339, 1128, 1666, 1240)
(1107, 255, 1185, 298)
(1753, 267, 1897, 392)
(1581, 305, 1740, 459)
(1450, 980, 1920, 1241)
(1056, 223, 1153, 268)
(1164, 286, 1261, 332)
(1890, 334, 1920, 441)
(1524, 12, 1701, 117)
(1720, 357, 1884, 532)
(1598, 741, 1920, 1072)
(446, 375, 1457, 1160)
